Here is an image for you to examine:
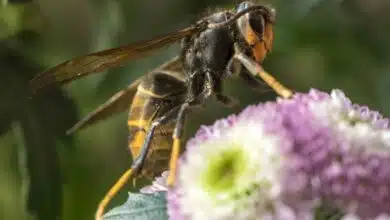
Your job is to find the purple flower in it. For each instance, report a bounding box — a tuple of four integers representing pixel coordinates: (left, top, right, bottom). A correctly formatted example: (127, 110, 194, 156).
(143, 89, 390, 219)
(296, 89, 390, 219)
(167, 92, 335, 220)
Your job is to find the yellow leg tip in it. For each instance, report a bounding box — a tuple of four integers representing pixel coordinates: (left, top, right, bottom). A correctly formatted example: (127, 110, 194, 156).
(167, 172, 176, 187)
(95, 168, 134, 220)
(95, 211, 103, 220)
(167, 138, 181, 187)
(281, 88, 293, 99)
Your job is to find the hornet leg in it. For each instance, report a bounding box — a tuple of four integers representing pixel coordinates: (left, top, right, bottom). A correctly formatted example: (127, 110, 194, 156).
(167, 102, 190, 186)
(233, 44, 293, 99)
(204, 71, 238, 107)
(95, 105, 182, 220)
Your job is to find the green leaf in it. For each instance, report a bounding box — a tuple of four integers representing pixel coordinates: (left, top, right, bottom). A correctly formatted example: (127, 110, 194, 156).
(103, 192, 168, 220)
(0, 36, 79, 220)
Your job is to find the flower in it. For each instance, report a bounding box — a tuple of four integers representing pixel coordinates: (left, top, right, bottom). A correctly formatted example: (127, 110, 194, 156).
(295, 89, 390, 219)
(163, 88, 390, 220)
(307, 89, 390, 153)
(167, 97, 335, 220)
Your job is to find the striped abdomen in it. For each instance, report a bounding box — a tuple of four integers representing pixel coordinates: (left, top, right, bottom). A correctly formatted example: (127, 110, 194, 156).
(127, 70, 187, 179)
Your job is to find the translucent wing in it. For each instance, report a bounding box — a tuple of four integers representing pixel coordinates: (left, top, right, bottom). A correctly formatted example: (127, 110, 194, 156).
(66, 56, 183, 134)
(66, 79, 141, 135)
(30, 26, 197, 91)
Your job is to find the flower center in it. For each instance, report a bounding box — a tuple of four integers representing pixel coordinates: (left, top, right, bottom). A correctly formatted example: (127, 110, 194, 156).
(201, 145, 247, 195)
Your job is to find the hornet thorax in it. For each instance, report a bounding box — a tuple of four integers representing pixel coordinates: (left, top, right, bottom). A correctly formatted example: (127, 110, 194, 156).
(179, 11, 238, 104)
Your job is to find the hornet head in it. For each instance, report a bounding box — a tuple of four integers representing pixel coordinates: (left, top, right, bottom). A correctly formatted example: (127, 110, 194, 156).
(235, 1, 276, 62)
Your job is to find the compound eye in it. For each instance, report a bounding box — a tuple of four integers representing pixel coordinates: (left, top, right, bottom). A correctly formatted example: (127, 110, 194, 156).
(248, 12, 265, 38)
(235, 2, 275, 62)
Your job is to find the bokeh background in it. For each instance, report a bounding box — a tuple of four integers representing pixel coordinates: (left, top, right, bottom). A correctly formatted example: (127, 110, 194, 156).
(1, 0, 390, 219)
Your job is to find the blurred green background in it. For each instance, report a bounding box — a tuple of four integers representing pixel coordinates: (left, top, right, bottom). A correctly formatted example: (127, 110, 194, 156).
(1, 0, 390, 219)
